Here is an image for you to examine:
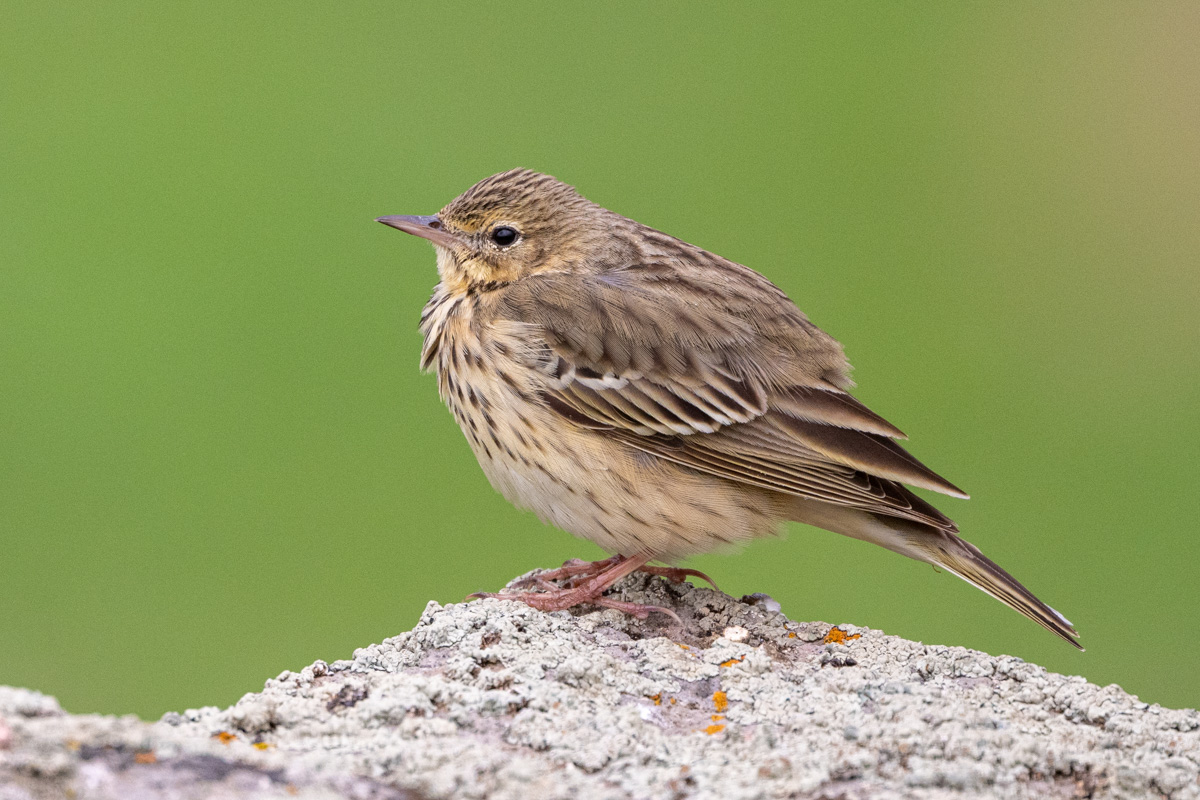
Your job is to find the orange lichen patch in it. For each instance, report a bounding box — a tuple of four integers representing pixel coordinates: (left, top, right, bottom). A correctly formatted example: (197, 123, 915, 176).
(213, 731, 237, 745)
(823, 627, 861, 645)
(253, 741, 272, 750)
(713, 690, 729, 713)
(133, 751, 157, 764)
(787, 632, 797, 639)
(650, 693, 662, 706)
(703, 723, 726, 735)
(711, 714, 724, 721)
(670, 697, 677, 705)
(719, 656, 745, 668)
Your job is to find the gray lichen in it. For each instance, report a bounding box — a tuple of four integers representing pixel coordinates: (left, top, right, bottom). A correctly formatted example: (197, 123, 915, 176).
(1, 573, 1197, 799)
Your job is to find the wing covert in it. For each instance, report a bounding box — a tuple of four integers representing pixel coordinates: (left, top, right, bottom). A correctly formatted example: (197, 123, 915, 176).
(492, 267, 967, 527)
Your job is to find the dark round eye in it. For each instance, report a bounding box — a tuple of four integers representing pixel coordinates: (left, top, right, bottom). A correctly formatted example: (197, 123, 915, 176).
(491, 226, 519, 247)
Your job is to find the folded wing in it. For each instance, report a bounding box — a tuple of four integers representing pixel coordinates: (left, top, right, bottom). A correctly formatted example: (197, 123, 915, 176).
(495, 268, 967, 531)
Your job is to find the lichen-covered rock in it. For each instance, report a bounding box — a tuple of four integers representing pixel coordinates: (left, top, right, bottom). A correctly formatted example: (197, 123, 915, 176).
(1, 573, 1197, 799)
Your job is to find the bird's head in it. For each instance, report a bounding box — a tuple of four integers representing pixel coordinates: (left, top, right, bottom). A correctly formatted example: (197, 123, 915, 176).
(378, 169, 623, 291)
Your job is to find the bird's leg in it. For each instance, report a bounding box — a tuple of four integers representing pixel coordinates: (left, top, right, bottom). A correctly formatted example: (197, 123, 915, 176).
(636, 564, 720, 591)
(518, 577, 682, 625)
(470, 553, 681, 621)
(592, 596, 682, 625)
(473, 553, 647, 609)
(511, 555, 718, 591)
(510, 555, 624, 588)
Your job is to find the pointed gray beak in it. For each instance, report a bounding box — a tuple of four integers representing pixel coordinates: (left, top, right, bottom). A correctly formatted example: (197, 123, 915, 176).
(375, 215, 460, 249)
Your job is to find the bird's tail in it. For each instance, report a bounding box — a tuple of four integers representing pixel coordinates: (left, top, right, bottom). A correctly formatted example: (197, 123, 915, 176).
(788, 498, 1082, 649)
(917, 530, 1081, 649)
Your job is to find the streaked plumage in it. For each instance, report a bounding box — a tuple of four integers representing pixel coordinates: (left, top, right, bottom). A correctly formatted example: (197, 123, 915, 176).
(377, 169, 1081, 648)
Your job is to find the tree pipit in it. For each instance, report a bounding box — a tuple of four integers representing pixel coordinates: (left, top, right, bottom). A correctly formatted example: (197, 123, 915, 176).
(377, 169, 1080, 648)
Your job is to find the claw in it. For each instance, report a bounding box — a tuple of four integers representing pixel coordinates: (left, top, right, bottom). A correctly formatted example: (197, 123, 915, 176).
(511, 555, 623, 587)
(467, 553, 693, 625)
(640, 565, 720, 592)
(593, 596, 682, 625)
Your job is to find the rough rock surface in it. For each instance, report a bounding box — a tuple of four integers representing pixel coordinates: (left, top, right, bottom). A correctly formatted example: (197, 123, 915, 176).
(2, 573, 1197, 799)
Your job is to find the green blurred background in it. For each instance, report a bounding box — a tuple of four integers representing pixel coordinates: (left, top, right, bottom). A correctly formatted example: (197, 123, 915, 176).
(3, 3, 1197, 718)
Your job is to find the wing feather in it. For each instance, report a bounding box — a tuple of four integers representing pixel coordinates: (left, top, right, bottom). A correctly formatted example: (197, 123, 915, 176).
(774, 386, 907, 439)
(493, 270, 967, 528)
(772, 417, 968, 498)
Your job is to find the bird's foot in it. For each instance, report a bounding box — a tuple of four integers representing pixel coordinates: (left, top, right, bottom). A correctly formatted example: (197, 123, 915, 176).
(509, 555, 624, 588)
(469, 553, 682, 624)
(639, 564, 720, 592)
(511, 555, 719, 591)
(470, 586, 682, 624)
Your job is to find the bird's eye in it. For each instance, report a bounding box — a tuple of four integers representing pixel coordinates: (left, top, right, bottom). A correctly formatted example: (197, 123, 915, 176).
(491, 226, 519, 247)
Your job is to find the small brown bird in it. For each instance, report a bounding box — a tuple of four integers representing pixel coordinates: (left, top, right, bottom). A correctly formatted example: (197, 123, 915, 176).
(377, 169, 1080, 648)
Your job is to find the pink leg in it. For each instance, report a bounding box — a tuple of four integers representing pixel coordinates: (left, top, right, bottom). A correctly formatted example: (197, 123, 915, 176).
(512, 555, 718, 591)
(470, 553, 681, 622)
(510, 555, 623, 588)
(593, 596, 683, 626)
(639, 564, 720, 592)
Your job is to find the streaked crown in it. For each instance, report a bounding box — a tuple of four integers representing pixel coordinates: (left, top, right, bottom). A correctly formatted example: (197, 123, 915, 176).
(440, 169, 594, 233)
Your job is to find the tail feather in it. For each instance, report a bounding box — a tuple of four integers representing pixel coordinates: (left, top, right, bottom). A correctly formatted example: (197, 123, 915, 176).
(788, 498, 1082, 649)
(927, 536, 1082, 650)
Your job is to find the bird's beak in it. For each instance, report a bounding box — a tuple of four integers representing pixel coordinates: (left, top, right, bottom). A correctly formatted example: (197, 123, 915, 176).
(375, 215, 460, 249)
